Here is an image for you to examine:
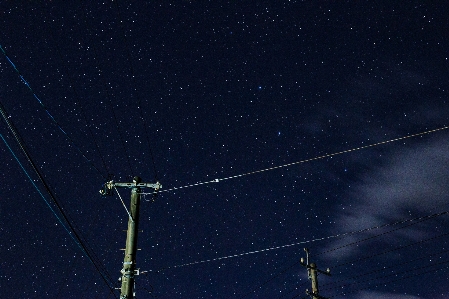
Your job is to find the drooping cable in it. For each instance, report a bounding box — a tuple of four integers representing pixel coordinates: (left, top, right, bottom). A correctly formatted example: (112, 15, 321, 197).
(35, 7, 120, 293)
(238, 213, 448, 299)
(320, 247, 449, 291)
(0, 101, 118, 298)
(316, 211, 448, 259)
(325, 258, 449, 298)
(0, 44, 106, 179)
(146, 210, 447, 272)
(1, 42, 118, 295)
(326, 230, 449, 270)
(1, 133, 80, 251)
(140, 125, 449, 195)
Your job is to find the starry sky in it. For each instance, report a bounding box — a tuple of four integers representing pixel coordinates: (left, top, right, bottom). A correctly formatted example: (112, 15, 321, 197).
(1, 1, 449, 299)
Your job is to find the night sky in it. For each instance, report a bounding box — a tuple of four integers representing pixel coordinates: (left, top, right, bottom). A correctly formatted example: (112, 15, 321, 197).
(1, 1, 449, 299)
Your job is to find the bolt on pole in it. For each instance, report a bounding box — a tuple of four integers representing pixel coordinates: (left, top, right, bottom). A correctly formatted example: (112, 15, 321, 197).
(100, 176, 161, 299)
(300, 248, 331, 299)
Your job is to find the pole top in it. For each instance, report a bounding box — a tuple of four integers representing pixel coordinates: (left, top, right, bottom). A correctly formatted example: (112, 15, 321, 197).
(99, 178, 162, 196)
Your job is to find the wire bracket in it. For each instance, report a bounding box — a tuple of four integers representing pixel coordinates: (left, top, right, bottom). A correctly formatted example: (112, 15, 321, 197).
(100, 179, 162, 195)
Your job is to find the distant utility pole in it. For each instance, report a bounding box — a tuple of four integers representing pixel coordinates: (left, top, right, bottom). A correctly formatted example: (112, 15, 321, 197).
(100, 176, 161, 299)
(300, 248, 331, 299)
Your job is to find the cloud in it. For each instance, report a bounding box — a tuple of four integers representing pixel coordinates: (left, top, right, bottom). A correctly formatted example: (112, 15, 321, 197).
(324, 134, 449, 261)
(355, 290, 422, 299)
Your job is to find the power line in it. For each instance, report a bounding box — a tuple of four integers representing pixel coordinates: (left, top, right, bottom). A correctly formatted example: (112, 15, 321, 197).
(317, 211, 448, 259)
(141, 125, 449, 195)
(0, 133, 79, 251)
(321, 247, 449, 291)
(1, 42, 119, 295)
(0, 44, 106, 179)
(36, 6, 120, 294)
(325, 258, 449, 297)
(146, 210, 447, 272)
(0, 102, 118, 298)
(276, 218, 449, 297)
(0, 132, 117, 296)
(328, 230, 449, 270)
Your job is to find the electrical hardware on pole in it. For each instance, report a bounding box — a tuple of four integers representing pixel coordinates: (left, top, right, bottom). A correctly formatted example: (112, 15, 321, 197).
(300, 248, 331, 299)
(100, 176, 161, 299)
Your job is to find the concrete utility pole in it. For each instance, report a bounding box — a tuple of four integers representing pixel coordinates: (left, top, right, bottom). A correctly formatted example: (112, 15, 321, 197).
(300, 248, 331, 299)
(100, 176, 161, 299)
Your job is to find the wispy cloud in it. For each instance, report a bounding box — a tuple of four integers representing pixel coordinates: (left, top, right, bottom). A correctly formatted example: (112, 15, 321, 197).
(324, 135, 449, 261)
(355, 290, 422, 299)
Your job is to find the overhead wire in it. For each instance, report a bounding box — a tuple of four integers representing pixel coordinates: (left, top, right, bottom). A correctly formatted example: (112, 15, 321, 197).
(2, 132, 117, 298)
(316, 211, 448, 259)
(0, 102, 118, 298)
(0, 44, 107, 180)
(140, 125, 449, 195)
(0, 133, 80, 253)
(320, 247, 449, 291)
(140, 209, 446, 296)
(146, 210, 447, 272)
(273, 211, 449, 297)
(7, 3, 448, 299)
(138, 124, 448, 294)
(325, 258, 449, 298)
(237, 212, 448, 299)
(33, 5, 121, 297)
(326, 229, 449, 270)
(1, 41, 120, 297)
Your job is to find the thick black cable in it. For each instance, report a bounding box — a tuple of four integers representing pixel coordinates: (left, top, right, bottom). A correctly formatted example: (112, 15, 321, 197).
(33, 6, 120, 297)
(0, 44, 106, 180)
(0, 101, 118, 298)
(1, 43, 118, 296)
(5, 34, 118, 295)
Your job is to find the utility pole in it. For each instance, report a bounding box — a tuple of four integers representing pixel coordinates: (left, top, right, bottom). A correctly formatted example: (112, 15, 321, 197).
(100, 176, 161, 299)
(300, 248, 331, 299)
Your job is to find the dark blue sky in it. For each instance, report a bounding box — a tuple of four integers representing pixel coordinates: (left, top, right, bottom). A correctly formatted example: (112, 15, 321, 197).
(1, 2, 449, 298)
